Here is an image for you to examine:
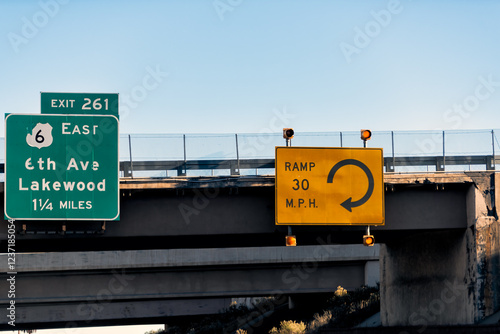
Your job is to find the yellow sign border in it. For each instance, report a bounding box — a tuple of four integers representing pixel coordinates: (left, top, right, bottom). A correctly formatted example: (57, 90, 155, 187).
(275, 146, 385, 226)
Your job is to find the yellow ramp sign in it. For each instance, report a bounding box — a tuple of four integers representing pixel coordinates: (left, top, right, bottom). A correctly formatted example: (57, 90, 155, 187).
(275, 147, 385, 226)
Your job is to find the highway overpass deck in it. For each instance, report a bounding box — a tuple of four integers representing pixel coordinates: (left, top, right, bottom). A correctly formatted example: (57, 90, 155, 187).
(1, 172, 494, 252)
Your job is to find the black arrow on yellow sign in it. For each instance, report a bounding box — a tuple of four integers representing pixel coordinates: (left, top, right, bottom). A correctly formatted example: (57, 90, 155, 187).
(327, 159, 374, 212)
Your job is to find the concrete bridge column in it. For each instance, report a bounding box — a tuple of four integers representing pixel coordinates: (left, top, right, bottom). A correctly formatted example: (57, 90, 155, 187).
(380, 174, 500, 327)
(380, 229, 474, 327)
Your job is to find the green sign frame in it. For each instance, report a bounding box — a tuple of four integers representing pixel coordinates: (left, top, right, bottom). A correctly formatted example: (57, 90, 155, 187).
(5, 114, 120, 221)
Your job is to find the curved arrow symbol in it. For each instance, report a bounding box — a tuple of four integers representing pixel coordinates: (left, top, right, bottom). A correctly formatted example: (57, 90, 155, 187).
(327, 159, 374, 212)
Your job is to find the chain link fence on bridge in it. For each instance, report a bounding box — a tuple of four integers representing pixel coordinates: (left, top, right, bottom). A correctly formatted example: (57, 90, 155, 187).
(114, 129, 500, 177)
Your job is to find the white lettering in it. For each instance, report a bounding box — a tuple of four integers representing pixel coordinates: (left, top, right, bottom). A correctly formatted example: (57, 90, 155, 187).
(47, 158, 56, 170)
(16, 179, 106, 192)
(62, 122, 71, 134)
(59, 201, 93, 210)
(63, 181, 75, 191)
(42, 178, 50, 191)
(80, 161, 89, 170)
(67, 158, 93, 170)
(19, 178, 28, 191)
(62, 123, 99, 135)
(67, 158, 78, 170)
(25, 158, 34, 170)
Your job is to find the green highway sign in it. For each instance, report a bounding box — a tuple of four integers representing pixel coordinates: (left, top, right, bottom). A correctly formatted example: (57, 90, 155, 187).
(41, 92, 119, 116)
(5, 114, 119, 220)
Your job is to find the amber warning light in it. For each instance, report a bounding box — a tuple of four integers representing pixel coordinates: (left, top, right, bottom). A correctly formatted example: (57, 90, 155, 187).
(360, 129, 372, 141)
(283, 128, 294, 139)
(286, 235, 297, 246)
(363, 235, 375, 246)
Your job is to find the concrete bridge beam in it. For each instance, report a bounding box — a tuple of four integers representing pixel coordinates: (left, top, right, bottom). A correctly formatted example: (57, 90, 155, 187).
(0, 245, 378, 329)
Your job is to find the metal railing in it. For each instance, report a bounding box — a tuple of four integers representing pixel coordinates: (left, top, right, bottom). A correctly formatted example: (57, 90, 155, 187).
(117, 129, 500, 177)
(120, 155, 497, 178)
(0, 129, 498, 177)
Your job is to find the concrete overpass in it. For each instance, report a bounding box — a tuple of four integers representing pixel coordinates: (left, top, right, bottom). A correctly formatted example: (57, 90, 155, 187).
(0, 170, 499, 329)
(0, 172, 472, 251)
(0, 245, 379, 330)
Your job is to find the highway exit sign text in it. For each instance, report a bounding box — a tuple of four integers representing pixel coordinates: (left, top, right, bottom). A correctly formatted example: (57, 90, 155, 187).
(5, 114, 119, 220)
(41, 92, 119, 116)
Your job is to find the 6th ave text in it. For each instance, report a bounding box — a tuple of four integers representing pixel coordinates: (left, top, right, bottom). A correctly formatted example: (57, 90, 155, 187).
(25, 157, 100, 171)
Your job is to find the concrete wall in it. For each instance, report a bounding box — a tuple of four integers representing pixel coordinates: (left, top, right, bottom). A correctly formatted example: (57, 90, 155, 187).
(381, 173, 500, 326)
(469, 173, 500, 322)
(380, 230, 473, 327)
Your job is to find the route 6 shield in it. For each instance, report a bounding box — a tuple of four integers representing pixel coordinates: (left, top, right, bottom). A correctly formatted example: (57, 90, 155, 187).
(26, 123, 53, 149)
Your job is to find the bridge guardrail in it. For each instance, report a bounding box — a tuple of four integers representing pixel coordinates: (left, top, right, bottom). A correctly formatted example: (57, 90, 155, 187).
(119, 155, 497, 177)
(117, 129, 500, 176)
(0, 129, 498, 177)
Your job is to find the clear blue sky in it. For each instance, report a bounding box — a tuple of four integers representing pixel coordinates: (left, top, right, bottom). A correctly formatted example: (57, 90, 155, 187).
(1, 0, 500, 137)
(1, 1, 500, 332)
